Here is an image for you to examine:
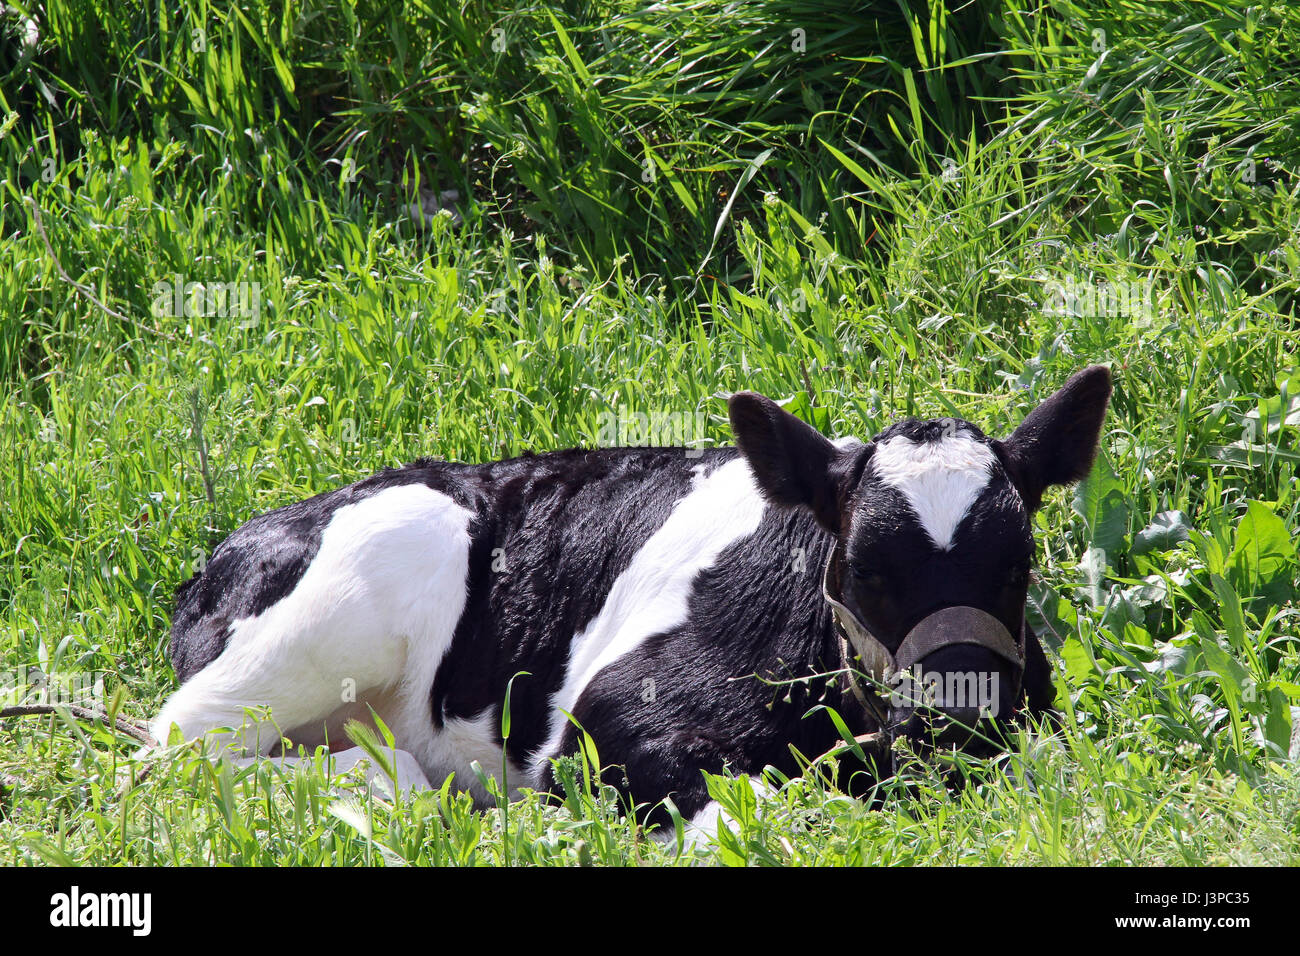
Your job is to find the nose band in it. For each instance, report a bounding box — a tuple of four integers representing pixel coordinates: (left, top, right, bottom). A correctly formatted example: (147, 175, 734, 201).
(822, 556, 1026, 706)
(893, 605, 1025, 675)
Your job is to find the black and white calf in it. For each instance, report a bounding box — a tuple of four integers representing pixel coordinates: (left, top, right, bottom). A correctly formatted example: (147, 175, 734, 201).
(153, 366, 1112, 826)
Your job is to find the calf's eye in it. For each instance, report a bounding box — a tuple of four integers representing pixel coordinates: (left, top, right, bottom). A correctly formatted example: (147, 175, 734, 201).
(852, 566, 888, 591)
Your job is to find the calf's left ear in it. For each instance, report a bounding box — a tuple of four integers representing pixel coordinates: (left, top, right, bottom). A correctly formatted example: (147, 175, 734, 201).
(728, 392, 855, 534)
(995, 365, 1113, 511)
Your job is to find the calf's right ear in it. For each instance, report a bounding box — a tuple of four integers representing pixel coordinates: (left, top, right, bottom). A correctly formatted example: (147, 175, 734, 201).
(728, 392, 853, 534)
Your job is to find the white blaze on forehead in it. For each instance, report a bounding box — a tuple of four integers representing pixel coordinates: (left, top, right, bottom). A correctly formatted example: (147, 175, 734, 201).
(870, 432, 998, 550)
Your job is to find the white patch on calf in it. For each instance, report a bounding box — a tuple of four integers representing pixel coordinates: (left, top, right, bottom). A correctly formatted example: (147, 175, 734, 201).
(530, 456, 769, 779)
(426, 708, 530, 803)
(151, 482, 475, 781)
(870, 433, 997, 550)
(672, 776, 777, 852)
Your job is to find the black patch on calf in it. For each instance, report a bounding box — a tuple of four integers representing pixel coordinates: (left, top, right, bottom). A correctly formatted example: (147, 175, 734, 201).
(542, 505, 861, 820)
(428, 447, 700, 761)
(872, 417, 987, 446)
(170, 488, 351, 683)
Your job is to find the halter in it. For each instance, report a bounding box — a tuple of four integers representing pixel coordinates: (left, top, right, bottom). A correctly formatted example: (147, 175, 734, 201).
(821, 554, 1027, 727)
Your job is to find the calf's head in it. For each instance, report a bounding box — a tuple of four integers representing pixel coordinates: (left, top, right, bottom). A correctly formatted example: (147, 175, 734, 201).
(729, 366, 1112, 752)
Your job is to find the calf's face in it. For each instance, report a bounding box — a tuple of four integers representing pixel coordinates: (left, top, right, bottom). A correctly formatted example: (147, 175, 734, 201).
(729, 366, 1112, 751)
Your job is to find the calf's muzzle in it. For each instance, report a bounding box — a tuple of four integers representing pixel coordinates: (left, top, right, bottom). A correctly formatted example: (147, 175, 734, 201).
(822, 559, 1026, 746)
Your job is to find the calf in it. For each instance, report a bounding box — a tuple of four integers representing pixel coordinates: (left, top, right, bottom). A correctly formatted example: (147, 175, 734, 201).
(152, 366, 1111, 827)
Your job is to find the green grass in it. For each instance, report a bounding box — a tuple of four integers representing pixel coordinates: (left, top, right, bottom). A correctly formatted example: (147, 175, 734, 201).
(1, 0, 1297, 865)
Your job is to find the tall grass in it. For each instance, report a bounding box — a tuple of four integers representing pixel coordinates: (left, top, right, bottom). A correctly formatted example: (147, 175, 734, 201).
(0, 0, 1297, 864)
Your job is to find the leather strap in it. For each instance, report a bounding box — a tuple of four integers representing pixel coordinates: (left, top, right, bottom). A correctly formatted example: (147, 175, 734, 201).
(823, 554, 1027, 713)
(894, 606, 1025, 673)
(822, 554, 896, 681)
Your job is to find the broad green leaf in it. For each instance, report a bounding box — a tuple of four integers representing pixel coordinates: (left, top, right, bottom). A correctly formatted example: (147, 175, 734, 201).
(1072, 450, 1129, 555)
(1133, 510, 1192, 554)
(1060, 636, 1096, 684)
(1263, 687, 1293, 754)
(1228, 500, 1296, 605)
